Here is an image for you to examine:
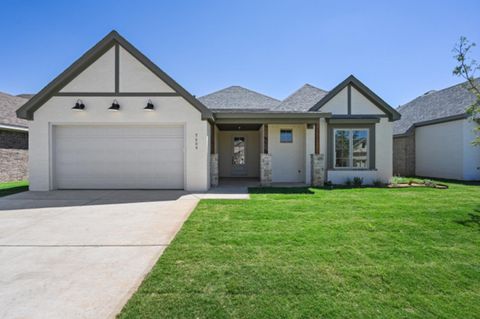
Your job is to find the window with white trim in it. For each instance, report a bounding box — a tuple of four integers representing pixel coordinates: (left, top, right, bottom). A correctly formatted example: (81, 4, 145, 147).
(334, 129, 369, 169)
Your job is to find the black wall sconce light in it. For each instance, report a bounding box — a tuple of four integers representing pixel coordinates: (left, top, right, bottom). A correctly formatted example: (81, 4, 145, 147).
(109, 99, 120, 111)
(144, 99, 155, 111)
(72, 99, 85, 111)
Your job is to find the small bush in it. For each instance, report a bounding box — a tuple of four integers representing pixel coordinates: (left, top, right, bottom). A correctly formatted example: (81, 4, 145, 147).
(391, 176, 407, 184)
(424, 179, 437, 188)
(373, 179, 384, 187)
(324, 180, 333, 187)
(353, 177, 363, 187)
(345, 178, 352, 187)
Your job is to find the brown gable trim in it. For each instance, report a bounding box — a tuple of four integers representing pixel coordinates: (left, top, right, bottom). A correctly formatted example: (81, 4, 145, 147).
(327, 118, 381, 124)
(347, 84, 352, 114)
(16, 34, 115, 120)
(326, 114, 385, 124)
(114, 32, 213, 120)
(309, 75, 401, 122)
(54, 92, 180, 97)
(17, 30, 213, 121)
(214, 111, 331, 119)
(114, 44, 120, 93)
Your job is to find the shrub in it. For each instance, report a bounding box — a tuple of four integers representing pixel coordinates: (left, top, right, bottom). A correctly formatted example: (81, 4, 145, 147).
(345, 178, 352, 187)
(424, 179, 437, 188)
(324, 180, 333, 187)
(353, 177, 363, 187)
(391, 176, 407, 184)
(373, 179, 384, 187)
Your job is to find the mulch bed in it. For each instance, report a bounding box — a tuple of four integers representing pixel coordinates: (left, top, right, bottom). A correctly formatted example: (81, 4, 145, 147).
(388, 182, 449, 189)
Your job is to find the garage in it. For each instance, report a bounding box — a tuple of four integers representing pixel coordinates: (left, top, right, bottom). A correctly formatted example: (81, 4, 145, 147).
(16, 32, 214, 191)
(53, 125, 184, 189)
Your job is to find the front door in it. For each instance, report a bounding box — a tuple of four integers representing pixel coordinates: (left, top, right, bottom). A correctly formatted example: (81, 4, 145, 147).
(232, 136, 247, 176)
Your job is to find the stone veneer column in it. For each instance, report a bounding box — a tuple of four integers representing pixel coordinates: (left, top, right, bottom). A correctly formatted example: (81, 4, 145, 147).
(311, 154, 325, 187)
(260, 153, 272, 186)
(210, 153, 219, 187)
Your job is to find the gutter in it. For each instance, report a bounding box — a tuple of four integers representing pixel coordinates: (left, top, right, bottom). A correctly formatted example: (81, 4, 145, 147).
(0, 123, 28, 132)
(213, 111, 331, 119)
(212, 111, 332, 124)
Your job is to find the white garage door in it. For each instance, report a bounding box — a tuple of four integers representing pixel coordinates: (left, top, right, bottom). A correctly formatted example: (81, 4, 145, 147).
(53, 125, 184, 189)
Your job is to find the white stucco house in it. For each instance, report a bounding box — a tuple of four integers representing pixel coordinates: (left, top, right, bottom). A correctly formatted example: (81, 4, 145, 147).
(17, 31, 400, 191)
(393, 81, 480, 180)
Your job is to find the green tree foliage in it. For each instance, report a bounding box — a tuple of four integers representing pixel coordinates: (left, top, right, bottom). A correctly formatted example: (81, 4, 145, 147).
(453, 36, 480, 145)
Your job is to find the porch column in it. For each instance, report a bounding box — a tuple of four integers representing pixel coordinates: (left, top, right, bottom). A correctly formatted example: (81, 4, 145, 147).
(260, 124, 272, 186)
(315, 120, 320, 154)
(210, 123, 219, 187)
(311, 120, 325, 187)
(305, 124, 315, 184)
(311, 154, 325, 187)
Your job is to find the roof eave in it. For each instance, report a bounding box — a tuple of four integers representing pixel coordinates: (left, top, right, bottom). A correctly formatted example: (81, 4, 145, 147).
(0, 123, 28, 132)
(213, 111, 331, 119)
(393, 113, 469, 136)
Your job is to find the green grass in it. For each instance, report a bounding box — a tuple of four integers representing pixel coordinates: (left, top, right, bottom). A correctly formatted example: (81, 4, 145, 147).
(0, 180, 28, 197)
(119, 182, 480, 318)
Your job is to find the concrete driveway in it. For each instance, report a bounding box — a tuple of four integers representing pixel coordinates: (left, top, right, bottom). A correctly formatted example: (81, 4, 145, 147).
(0, 190, 200, 319)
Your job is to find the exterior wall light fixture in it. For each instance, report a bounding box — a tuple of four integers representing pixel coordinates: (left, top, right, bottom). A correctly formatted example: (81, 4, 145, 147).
(72, 99, 85, 111)
(109, 99, 120, 111)
(144, 99, 155, 111)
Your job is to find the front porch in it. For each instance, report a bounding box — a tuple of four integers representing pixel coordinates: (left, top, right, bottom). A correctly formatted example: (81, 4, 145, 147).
(209, 111, 329, 188)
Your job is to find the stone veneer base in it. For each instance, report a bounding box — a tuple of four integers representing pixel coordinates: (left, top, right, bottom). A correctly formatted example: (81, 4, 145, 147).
(260, 153, 272, 186)
(311, 153, 325, 187)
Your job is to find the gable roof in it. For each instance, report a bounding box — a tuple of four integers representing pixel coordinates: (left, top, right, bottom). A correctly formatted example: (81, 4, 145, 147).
(0, 92, 29, 128)
(198, 86, 280, 110)
(393, 80, 478, 135)
(274, 84, 328, 112)
(16, 30, 213, 121)
(309, 75, 401, 121)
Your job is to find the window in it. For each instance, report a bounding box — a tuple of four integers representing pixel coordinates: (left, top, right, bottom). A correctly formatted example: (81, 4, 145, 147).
(280, 129, 293, 143)
(334, 129, 369, 168)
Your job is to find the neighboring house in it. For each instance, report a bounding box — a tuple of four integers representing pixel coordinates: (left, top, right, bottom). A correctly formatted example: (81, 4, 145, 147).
(0, 92, 29, 182)
(16, 31, 400, 191)
(393, 81, 480, 180)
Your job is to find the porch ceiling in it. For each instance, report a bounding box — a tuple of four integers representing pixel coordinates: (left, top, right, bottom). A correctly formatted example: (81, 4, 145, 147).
(216, 124, 262, 131)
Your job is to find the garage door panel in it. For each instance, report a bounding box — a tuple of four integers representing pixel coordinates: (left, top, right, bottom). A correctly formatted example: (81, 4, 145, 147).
(53, 125, 184, 189)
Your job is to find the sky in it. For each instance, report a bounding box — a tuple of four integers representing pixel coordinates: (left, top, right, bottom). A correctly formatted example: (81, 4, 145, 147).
(0, 0, 478, 107)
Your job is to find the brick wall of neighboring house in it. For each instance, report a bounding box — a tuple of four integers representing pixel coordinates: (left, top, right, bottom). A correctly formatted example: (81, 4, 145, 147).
(393, 131, 415, 177)
(0, 130, 28, 182)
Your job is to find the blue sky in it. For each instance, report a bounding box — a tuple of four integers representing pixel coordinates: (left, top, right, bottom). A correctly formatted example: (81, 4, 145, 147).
(0, 0, 478, 106)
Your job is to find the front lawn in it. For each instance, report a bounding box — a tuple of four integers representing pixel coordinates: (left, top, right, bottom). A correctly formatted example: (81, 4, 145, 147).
(119, 182, 480, 318)
(0, 180, 28, 197)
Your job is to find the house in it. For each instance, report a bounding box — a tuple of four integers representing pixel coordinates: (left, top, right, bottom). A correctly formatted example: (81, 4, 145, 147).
(393, 81, 480, 180)
(0, 92, 29, 182)
(16, 31, 400, 191)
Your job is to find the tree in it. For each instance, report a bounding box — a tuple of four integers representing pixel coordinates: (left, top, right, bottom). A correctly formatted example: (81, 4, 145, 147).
(453, 36, 480, 145)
